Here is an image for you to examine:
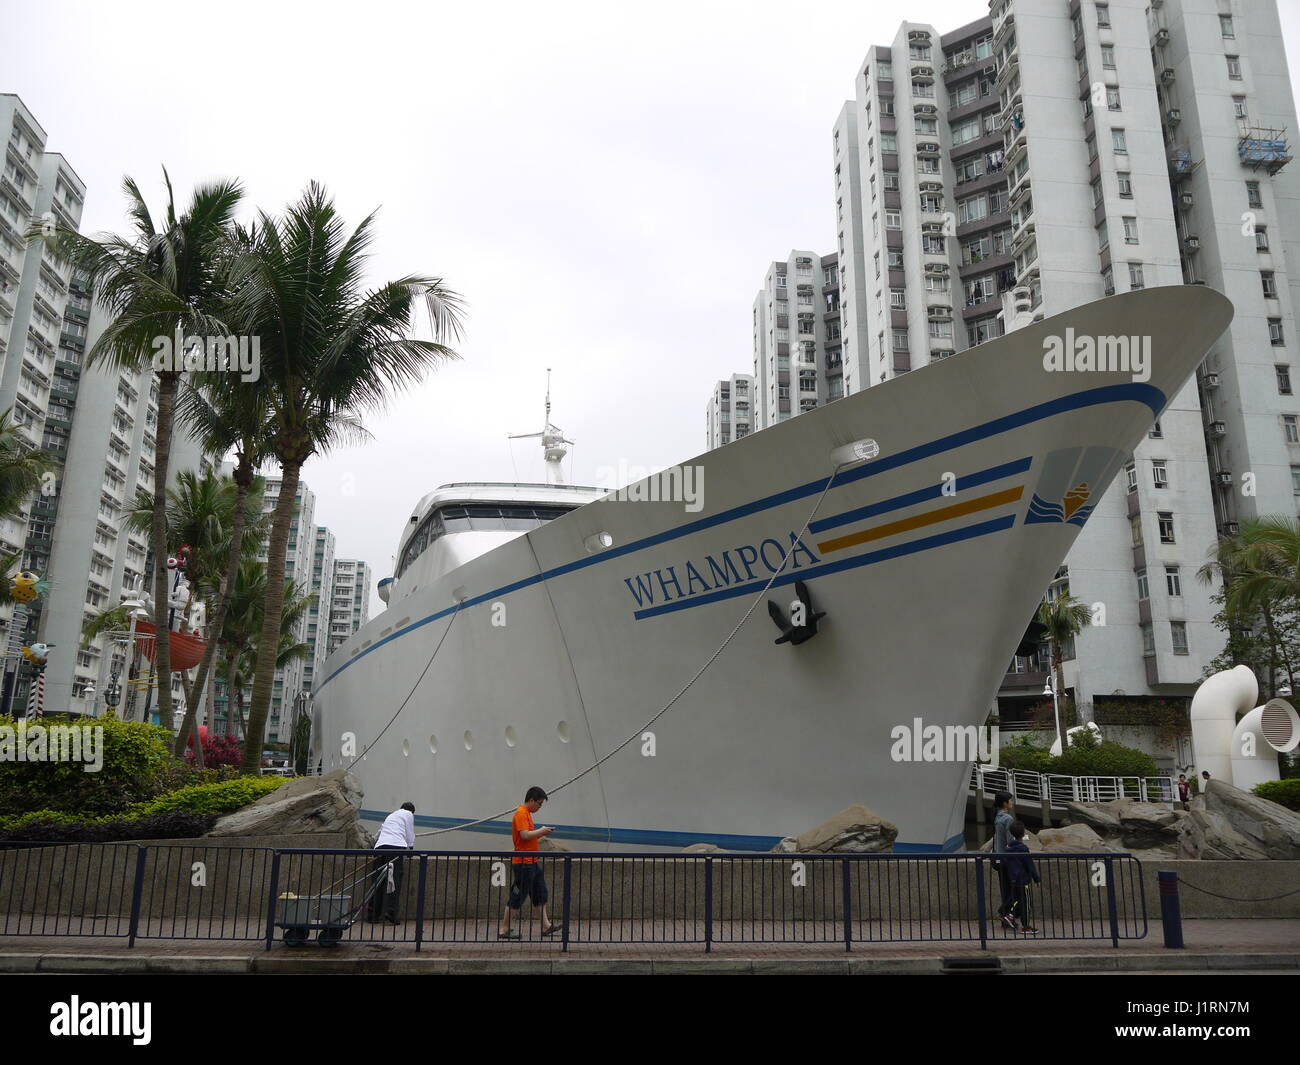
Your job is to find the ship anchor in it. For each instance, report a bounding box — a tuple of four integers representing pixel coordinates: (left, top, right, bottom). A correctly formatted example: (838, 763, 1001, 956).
(767, 580, 827, 646)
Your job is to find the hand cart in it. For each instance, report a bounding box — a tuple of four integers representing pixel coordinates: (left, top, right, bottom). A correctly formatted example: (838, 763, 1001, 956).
(276, 861, 388, 947)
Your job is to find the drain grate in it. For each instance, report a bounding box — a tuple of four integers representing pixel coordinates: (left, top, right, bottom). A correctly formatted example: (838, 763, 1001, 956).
(942, 955, 1003, 974)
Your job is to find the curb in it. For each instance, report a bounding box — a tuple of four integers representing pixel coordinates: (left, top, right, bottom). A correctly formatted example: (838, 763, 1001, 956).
(8, 950, 1298, 975)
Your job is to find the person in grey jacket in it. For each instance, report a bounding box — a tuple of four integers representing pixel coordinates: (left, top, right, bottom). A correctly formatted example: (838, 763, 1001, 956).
(992, 791, 1017, 930)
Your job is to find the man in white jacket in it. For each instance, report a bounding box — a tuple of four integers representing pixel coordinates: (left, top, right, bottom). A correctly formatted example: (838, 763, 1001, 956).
(366, 802, 415, 924)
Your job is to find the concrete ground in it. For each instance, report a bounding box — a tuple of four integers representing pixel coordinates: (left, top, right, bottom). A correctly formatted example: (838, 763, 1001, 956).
(1, 918, 1296, 973)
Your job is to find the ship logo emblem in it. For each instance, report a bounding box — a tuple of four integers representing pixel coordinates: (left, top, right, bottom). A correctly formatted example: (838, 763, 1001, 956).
(1025, 446, 1123, 527)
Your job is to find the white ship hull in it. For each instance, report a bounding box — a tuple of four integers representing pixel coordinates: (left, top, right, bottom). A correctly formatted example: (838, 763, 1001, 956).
(312, 288, 1232, 851)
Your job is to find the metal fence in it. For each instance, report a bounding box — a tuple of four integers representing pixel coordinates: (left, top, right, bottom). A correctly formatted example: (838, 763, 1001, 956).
(970, 766, 1175, 806)
(0, 843, 1147, 952)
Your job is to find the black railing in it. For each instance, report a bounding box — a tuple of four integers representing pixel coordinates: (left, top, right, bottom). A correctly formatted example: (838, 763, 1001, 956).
(0, 844, 1148, 952)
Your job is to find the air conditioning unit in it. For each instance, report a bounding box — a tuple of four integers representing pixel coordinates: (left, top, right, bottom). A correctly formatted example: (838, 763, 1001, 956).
(918, 142, 941, 153)
(1179, 191, 1194, 208)
(1160, 68, 1176, 83)
(1208, 421, 1226, 437)
(1155, 28, 1170, 45)
(1222, 521, 1240, 536)
(915, 103, 938, 114)
(1203, 371, 1220, 388)
(1184, 235, 1200, 251)
(909, 29, 930, 40)
(1167, 108, 1181, 123)
(1215, 471, 1233, 486)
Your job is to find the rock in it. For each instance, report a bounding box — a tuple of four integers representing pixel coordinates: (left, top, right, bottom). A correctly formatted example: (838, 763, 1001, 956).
(1035, 823, 1109, 852)
(538, 836, 572, 852)
(794, 804, 898, 854)
(1177, 780, 1300, 860)
(682, 843, 724, 853)
(208, 770, 373, 849)
(1064, 802, 1121, 838)
(770, 837, 799, 853)
(1115, 801, 1187, 849)
(978, 830, 1042, 852)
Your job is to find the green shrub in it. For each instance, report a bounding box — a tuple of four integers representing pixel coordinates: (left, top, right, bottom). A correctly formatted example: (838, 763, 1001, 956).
(1253, 778, 1300, 812)
(1049, 739, 1158, 778)
(126, 776, 284, 819)
(998, 734, 1054, 773)
(0, 715, 172, 816)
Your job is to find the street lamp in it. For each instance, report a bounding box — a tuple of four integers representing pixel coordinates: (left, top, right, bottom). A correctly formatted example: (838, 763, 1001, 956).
(82, 684, 96, 718)
(1043, 676, 1064, 752)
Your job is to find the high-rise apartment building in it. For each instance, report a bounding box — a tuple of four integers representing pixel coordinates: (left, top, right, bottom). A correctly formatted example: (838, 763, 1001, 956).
(304, 524, 335, 695)
(327, 558, 370, 656)
(705, 373, 756, 448)
(836, 0, 1297, 727)
(258, 477, 316, 740)
(751, 251, 843, 430)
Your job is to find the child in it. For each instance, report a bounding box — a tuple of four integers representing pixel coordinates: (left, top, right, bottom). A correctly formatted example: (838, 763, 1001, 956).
(992, 791, 1016, 930)
(498, 786, 563, 940)
(1004, 820, 1040, 935)
(1176, 774, 1190, 810)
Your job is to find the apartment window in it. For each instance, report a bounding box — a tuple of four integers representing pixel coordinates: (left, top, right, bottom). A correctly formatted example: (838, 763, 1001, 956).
(1166, 566, 1182, 597)
(1263, 271, 1277, 298)
(1255, 226, 1269, 251)
(1171, 621, 1188, 655)
(1141, 623, 1155, 657)
(957, 194, 987, 224)
(1293, 466, 1300, 501)
(1097, 219, 1109, 250)
(888, 249, 904, 269)
(1112, 129, 1127, 154)
(1128, 262, 1145, 289)
(1102, 266, 1115, 296)
(1285, 415, 1300, 444)
(1091, 177, 1104, 208)
(869, 174, 876, 200)
(880, 97, 894, 116)
(874, 252, 881, 278)
(1149, 420, 1162, 439)
(915, 116, 938, 135)
(1117, 172, 1132, 198)
(892, 328, 909, 352)
(1130, 514, 1144, 547)
(920, 192, 944, 213)
(1227, 55, 1241, 80)
(1101, 45, 1115, 68)
(1220, 14, 1234, 38)
(917, 156, 941, 174)
(1276, 364, 1291, 395)
(967, 318, 999, 345)
(884, 172, 899, 191)
(882, 133, 897, 152)
(1123, 217, 1139, 244)
(928, 319, 953, 339)
(872, 212, 879, 238)
(1152, 459, 1168, 488)
(951, 116, 981, 146)
(890, 288, 906, 309)
(922, 235, 945, 255)
(1155, 511, 1175, 544)
(1086, 133, 1098, 161)
(1136, 568, 1149, 600)
(925, 274, 949, 291)
(1107, 87, 1122, 111)
(1096, 3, 1110, 28)
(1125, 461, 1137, 493)
(1081, 93, 1093, 120)
(878, 61, 892, 80)
(885, 209, 901, 229)
(1269, 319, 1284, 346)
(1246, 181, 1262, 208)
(1233, 96, 1248, 119)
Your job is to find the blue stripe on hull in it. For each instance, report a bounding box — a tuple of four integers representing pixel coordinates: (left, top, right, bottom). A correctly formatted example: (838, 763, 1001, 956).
(361, 810, 967, 854)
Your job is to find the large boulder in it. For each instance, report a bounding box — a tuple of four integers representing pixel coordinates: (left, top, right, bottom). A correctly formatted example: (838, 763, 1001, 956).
(1035, 823, 1110, 853)
(793, 804, 898, 854)
(1064, 800, 1185, 849)
(208, 770, 373, 849)
(1065, 801, 1122, 838)
(769, 837, 799, 853)
(979, 830, 1042, 852)
(682, 843, 725, 853)
(1177, 780, 1300, 860)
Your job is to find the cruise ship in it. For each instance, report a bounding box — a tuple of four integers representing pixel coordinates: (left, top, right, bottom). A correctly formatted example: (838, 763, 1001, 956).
(310, 286, 1232, 852)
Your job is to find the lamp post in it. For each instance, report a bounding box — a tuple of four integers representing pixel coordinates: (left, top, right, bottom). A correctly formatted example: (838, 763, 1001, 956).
(1043, 676, 1064, 752)
(120, 594, 149, 722)
(82, 683, 96, 719)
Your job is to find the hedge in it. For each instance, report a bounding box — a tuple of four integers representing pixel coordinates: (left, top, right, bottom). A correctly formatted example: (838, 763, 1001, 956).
(1253, 778, 1300, 812)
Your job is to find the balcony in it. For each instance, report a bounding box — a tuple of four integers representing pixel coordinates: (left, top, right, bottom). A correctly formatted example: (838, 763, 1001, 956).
(1207, 421, 1226, 437)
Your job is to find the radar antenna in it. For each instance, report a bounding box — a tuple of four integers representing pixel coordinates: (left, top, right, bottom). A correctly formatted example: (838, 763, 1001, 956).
(507, 368, 572, 485)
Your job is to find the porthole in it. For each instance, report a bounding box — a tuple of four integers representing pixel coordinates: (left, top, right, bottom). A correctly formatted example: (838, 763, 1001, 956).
(464, 730, 474, 750)
(401, 739, 410, 757)
(557, 721, 571, 743)
(429, 734, 438, 754)
(505, 726, 518, 748)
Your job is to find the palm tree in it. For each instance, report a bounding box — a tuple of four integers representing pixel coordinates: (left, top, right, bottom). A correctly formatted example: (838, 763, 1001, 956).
(226, 182, 463, 772)
(0, 408, 56, 523)
(1199, 518, 1300, 697)
(1037, 591, 1093, 750)
(33, 172, 245, 734)
(173, 377, 271, 755)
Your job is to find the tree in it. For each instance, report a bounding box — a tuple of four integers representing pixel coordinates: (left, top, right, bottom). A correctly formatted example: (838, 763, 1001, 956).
(34, 172, 244, 736)
(225, 182, 463, 772)
(0, 408, 56, 609)
(1037, 591, 1093, 750)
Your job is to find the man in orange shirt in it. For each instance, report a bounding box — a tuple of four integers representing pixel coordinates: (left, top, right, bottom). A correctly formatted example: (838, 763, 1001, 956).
(498, 786, 562, 939)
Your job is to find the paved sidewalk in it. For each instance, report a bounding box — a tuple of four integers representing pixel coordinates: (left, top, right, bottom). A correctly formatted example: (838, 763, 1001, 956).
(1, 919, 1296, 973)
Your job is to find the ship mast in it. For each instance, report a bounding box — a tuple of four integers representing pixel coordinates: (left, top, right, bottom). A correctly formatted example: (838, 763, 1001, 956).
(508, 368, 572, 485)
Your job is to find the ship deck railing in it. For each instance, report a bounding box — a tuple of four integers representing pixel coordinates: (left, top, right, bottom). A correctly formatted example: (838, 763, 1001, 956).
(0, 841, 1148, 952)
(970, 766, 1177, 807)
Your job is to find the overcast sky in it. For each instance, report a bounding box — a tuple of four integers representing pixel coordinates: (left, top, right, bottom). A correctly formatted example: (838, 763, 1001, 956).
(7, 0, 1300, 606)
